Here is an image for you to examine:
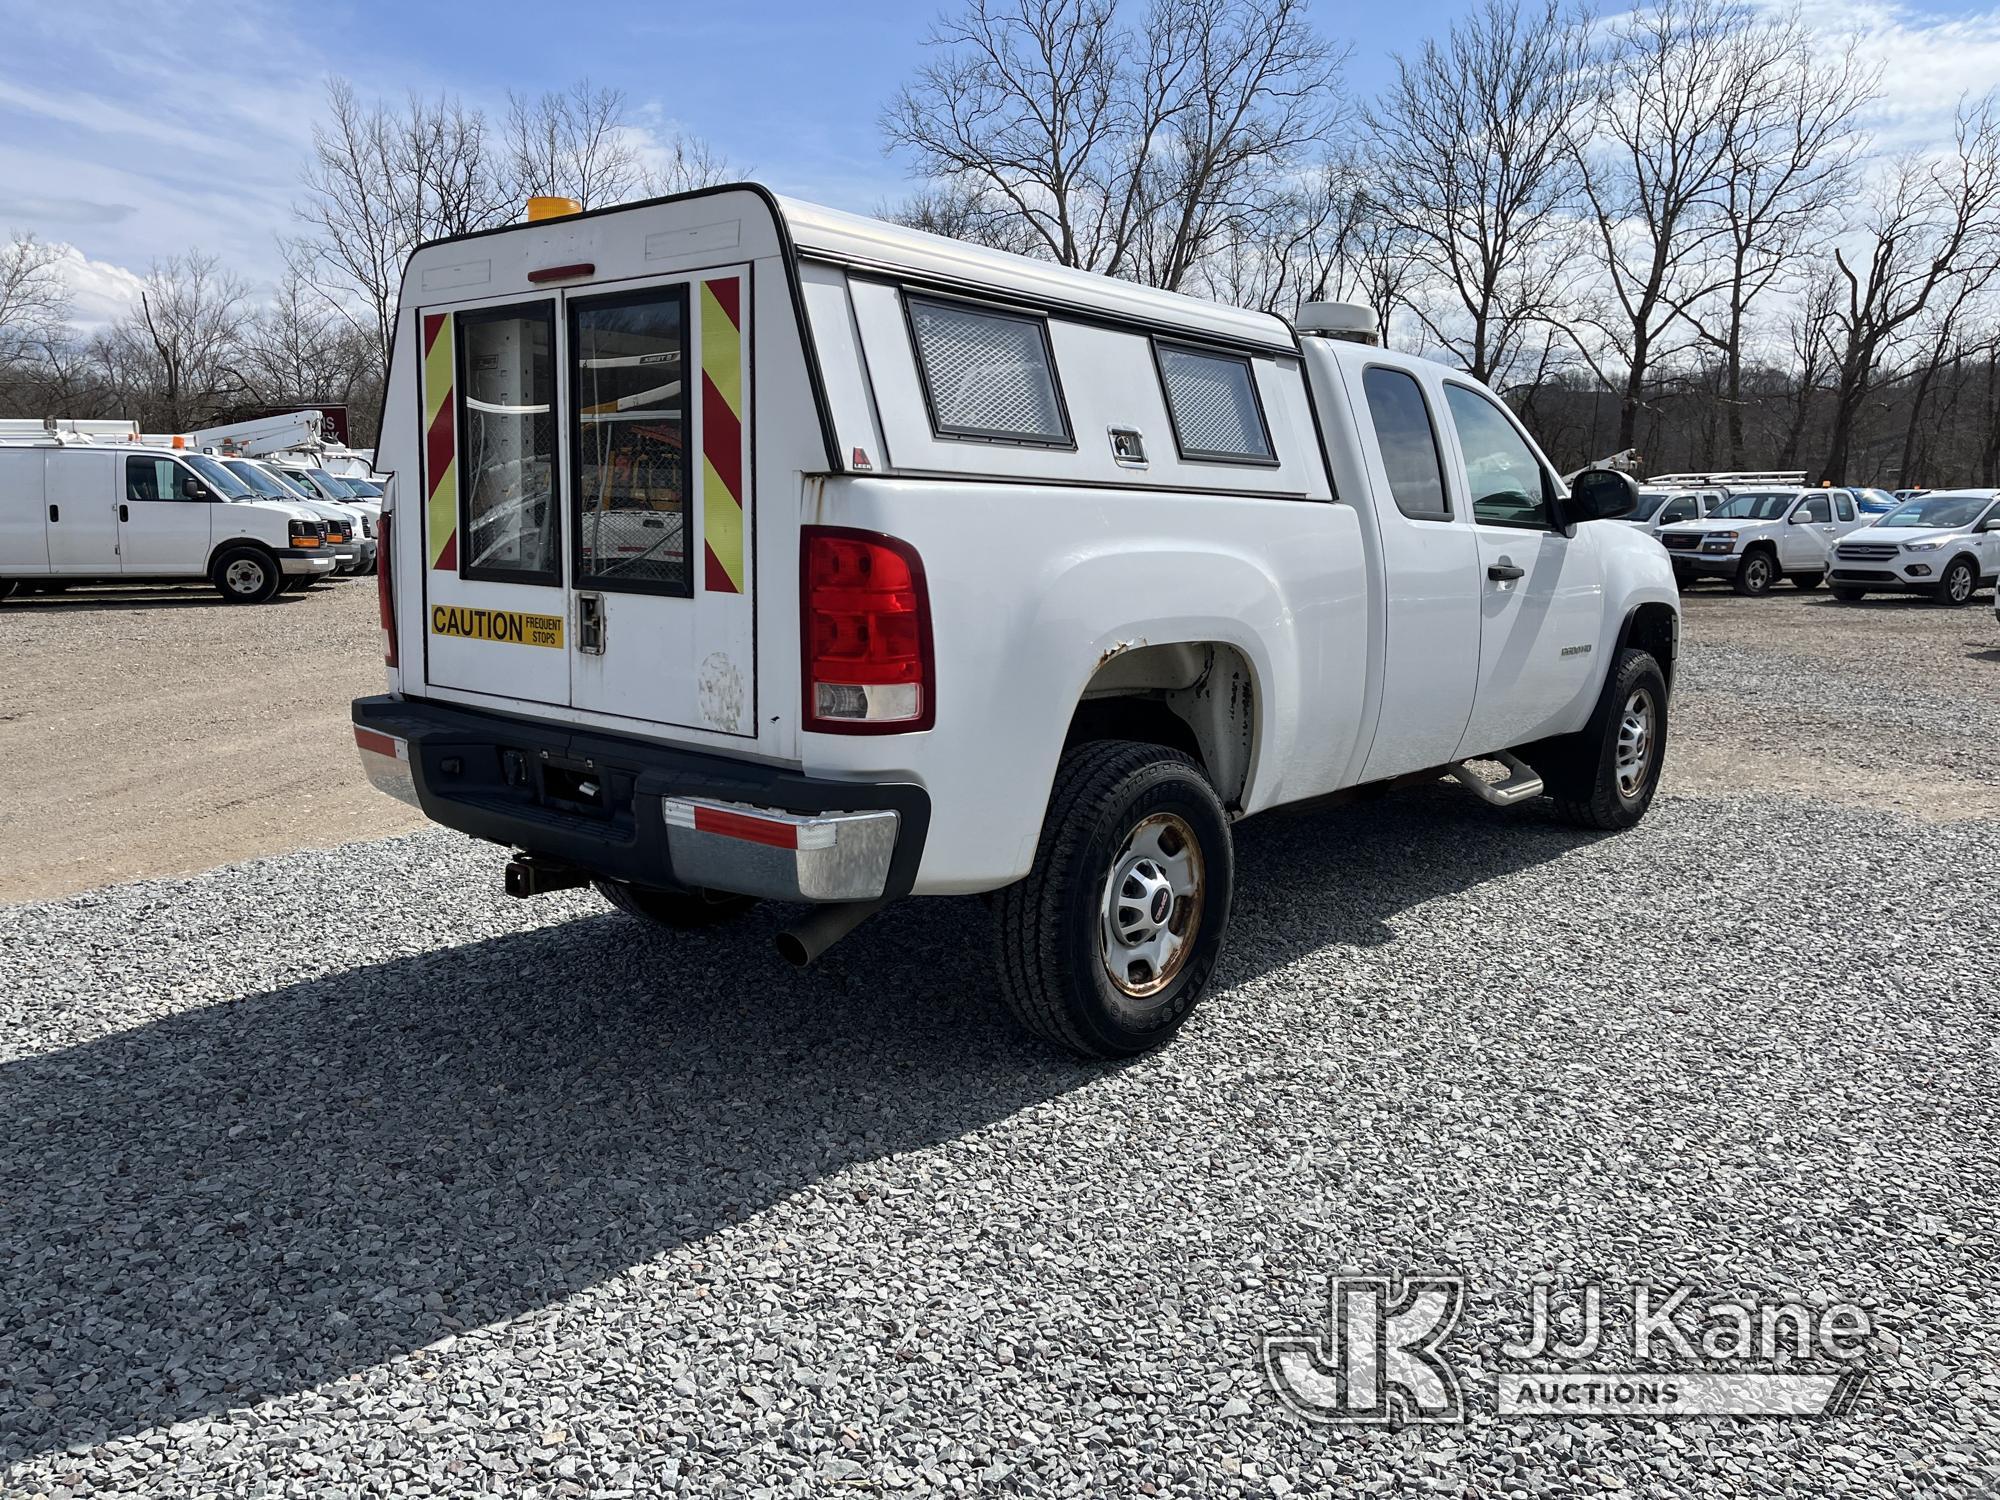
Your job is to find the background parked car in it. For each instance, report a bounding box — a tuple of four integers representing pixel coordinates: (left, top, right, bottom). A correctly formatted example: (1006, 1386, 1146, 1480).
(220, 458, 372, 579)
(1829, 489, 2000, 603)
(1853, 486, 1899, 514)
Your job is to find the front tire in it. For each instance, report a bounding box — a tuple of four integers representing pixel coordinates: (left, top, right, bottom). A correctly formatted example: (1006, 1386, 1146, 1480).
(1671, 562, 1694, 592)
(1831, 586, 1865, 602)
(211, 546, 282, 604)
(593, 878, 756, 928)
(1789, 571, 1822, 591)
(994, 741, 1233, 1059)
(1533, 648, 1668, 831)
(1732, 550, 1776, 596)
(1934, 557, 1977, 605)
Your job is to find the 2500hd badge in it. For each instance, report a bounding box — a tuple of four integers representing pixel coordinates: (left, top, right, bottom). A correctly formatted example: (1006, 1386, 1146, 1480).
(429, 605, 565, 649)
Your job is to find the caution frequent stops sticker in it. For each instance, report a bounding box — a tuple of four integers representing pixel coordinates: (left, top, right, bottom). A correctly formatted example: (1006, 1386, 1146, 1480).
(430, 605, 565, 649)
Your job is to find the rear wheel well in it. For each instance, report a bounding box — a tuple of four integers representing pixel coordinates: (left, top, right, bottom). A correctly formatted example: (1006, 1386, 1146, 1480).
(1064, 642, 1257, 811)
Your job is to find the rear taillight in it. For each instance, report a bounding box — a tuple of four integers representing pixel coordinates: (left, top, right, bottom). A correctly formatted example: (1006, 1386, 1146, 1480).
(377, 512, 398, 667)
(801, 526, 933, 733)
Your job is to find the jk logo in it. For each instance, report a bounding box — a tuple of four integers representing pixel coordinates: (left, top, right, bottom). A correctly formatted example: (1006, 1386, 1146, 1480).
(1263, 1275, 1466, 1425)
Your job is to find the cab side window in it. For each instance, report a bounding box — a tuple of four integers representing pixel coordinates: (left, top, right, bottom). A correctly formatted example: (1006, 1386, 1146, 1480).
(1442, 384, 1551, 529)
(1361, 366, 1449, 520)
(1834, 492, 1855, 522)
(126, 457, 191, 502)
(1798, 494, 1832, 523)
(1661, 495, 1698, 524)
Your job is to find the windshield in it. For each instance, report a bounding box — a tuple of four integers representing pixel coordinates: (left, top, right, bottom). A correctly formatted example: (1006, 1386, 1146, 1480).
(278, 468, 336, 500)
(184, 452, 255, 500)
(1878, 495, 1989, 529)
(1711, 490, 1795, 520)
(222, 460, 292, 499)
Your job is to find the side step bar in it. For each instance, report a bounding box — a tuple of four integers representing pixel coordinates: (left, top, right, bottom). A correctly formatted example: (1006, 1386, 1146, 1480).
(1448, 752, 1545, 807)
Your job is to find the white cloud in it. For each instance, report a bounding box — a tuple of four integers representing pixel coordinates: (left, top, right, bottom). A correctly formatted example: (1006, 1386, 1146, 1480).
(52, 244, 147, 331)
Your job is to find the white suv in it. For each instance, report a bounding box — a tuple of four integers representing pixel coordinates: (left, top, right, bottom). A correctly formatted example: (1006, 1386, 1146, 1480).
(1829, 490, 2000, 604)
(1655, 486, 1870, 595)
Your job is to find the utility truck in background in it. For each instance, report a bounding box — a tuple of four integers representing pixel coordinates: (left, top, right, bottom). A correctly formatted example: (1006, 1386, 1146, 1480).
(353, 185, 1679, 1058)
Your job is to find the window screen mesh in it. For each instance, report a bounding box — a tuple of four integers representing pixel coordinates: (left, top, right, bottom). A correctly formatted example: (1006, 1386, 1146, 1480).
(1158, 345, 1272, 461)
(909, 298, 1067, 442)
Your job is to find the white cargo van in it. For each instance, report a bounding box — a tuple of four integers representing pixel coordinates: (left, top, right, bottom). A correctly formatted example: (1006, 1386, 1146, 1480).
(0, 443, 334, 602)
(354, 185, 1679, 1057)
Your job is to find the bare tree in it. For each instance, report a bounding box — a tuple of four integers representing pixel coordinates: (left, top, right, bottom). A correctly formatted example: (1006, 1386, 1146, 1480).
(1683, 14, 1875, 467)
(239, 269, 379, 412)
(92, 252, 251, 432)
(639, 131, 737, 198)
(1365, 0, 1592, 384)
(1817, 100, 2000, 482)
(0, 231, 70, 371)
(502, 80, 645, 208)
(883, 0, 1342, 288)
(1569, 0, 1764, 449)
(291, 79, 513, 364)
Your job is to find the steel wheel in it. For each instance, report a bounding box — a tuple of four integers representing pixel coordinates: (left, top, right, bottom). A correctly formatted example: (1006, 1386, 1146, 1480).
(224, 557, 269, 596)
(1741, 555, 1772, 593)
(1614, 688, 1655, 799)
(1099, 811, 1205, 999)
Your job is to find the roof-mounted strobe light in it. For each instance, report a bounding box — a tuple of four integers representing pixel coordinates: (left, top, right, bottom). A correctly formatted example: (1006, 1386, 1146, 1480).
(1297, 301, 1380, 345)
(526, 195, 581, 223)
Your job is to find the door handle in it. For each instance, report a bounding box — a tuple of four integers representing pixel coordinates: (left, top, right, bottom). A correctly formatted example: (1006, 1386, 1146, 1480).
(119, 503, 129, 522)
(576, 592, 606, 655)
(1488, 562, 1525, 581)
(48, 504, 58, 523)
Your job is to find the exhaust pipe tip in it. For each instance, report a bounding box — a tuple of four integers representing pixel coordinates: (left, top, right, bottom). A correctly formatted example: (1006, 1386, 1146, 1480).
(774, 898, 890, 968)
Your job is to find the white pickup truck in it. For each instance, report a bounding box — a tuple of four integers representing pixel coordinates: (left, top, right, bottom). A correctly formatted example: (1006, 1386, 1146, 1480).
(353, 186, 1679, 1057)
(1655, 485, 1869, 594)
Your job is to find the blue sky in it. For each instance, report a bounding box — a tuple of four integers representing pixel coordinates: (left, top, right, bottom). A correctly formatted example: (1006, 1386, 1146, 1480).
(4, 0, 1999, 323)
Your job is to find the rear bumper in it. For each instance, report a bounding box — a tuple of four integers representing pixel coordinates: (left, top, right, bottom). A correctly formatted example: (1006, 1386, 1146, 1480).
(351, 695, 930, 903)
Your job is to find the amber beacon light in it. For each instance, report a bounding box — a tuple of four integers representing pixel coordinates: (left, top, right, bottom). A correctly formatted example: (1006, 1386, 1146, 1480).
(526, 195, 581, 222)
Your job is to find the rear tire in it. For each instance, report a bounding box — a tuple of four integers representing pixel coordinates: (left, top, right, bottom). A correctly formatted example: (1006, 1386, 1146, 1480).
(1531, 648, 1668, 831)
(1789, 571, 1822, 590)
(1831, 586, 1865, 602)
(211, 546, 282, 604)
(594, 878, 757, 929)
(1934, 556, 1977, 605)
(1732, 550, 1776, 596)
(994, 740, 1233, 1059)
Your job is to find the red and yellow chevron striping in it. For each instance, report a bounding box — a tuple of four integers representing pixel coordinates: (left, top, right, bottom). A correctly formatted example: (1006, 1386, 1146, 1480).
(421, 311, 458, 571)
(699, 278, 745, 594)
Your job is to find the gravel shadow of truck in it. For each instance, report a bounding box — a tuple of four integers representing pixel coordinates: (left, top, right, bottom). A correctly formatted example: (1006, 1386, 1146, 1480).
(0, 789, 1601, 1465)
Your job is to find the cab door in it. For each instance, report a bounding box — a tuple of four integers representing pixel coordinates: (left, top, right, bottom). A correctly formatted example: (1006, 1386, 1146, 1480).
(563, 267, 755, 736)
(1780, 491, 1836, 570)
(1437, 379, 1606, 760)
(119, 455, 215, 574)
(417, 295, 572, 709)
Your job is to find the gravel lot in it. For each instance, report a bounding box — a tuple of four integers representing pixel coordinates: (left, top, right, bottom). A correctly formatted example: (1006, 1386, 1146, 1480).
(0, 580, 421, 902)
(2, 587, 1998, 1497)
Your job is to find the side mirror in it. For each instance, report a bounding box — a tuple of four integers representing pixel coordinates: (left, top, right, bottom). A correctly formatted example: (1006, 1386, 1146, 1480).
(1788, 510, 1817, 524)
(1982, 516, 2000, 532)
(184, 482, 211, 502)
(1565, 468, 1638, 523)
